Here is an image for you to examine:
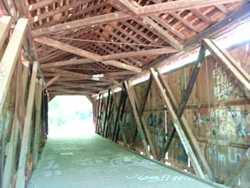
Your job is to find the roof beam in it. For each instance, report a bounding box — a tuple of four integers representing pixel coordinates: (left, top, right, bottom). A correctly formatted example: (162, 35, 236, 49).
(115, 0, 183, 50)
(32, 0, 243, 37)
(34, 37, 142, 73)
(41, 47, 177, 69)
(46, 68, 119, 84)
(136, 0, 243, 15)
(45, 75, 61, 88)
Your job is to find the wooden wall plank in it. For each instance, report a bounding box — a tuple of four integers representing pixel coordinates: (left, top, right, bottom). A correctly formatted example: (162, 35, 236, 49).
(16, 62, 38, 188)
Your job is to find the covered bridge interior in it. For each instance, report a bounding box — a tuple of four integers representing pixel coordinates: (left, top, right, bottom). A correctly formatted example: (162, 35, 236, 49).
(0, 0, 250, 187)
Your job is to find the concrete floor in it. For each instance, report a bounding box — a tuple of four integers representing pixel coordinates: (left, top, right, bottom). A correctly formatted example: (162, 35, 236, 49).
(28, 135, 224, 188)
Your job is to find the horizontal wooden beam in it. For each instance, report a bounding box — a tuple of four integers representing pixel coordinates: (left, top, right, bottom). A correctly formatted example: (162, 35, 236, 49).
(41, 58, 93, 68)
(41, 47, 177, 69)
(48, 88, 95, 95)
(32, 0, 243, 37)
(102, 47, 177, 60)
(54, 82, 104, 91)
(35, 37, 142, 72)
(46, 68, 119, 84)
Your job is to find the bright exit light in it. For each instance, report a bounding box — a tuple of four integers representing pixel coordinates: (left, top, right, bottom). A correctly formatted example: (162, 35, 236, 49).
(48, 96, 95, 139)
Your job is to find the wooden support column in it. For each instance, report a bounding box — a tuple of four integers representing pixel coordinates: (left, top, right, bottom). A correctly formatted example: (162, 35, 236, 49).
(124, 81, 150, 157)
(0, 16, 11, 49)
(0, 112, 11, 187)
(112, 87, 127, 143)
(2, 61, 27, 188)
(41, 91, 49, 145)
(127, 78, 158, 158)
(98, 95, 105, 135)
(150, 67, 206, 179)
(0, 18, 28, 114)
(104, 91, 114, 138)
(95, 94, 102, 134)
(161, 46, 206, 157)
(103, 89, 112, 137)
(16, 62, 38, 188)
(32, 79, 43, 168)
(132, 76, 152, 144)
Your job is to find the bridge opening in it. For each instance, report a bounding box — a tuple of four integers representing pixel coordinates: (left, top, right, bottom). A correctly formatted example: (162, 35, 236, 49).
(48, 96, 95, 139)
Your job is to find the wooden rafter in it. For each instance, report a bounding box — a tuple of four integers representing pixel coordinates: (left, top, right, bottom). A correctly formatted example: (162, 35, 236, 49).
(115, 0, 183, 50)
(34, 37, 142, 73)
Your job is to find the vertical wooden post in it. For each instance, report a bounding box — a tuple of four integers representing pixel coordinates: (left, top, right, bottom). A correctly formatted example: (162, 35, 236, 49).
(112, 86, 127, 143)
(32, 79, 43, 168)
(0, 16, 11, 50)
(102, 89, 112, 137)
(161, 46, 206, 157)
(0, 18, 28, 114)
(124, 81, 150, 157)
(97, 94, 104, 134)
(132, 77, 154, 151)
(104, 90, 114, 138)
(0, 112, 11, 186)
(127, 80, 158, 158)
(2, 61, 27, 188)
(150, 68, 206, 179)
(95, 94, 102, 134)
(103, 89, 112, 137)
(16, 62, 38, 188)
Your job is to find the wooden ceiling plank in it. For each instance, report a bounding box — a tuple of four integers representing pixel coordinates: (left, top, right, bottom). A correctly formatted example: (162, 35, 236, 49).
(32, 0, 243, 37)
(28, 0, 61, 11)
(113, 0, 183, 50)
(31, 0, 92, 23)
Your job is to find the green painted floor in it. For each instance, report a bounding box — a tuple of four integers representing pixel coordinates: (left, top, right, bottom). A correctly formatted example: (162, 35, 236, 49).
(28, 135, 223, 188)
